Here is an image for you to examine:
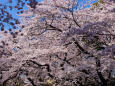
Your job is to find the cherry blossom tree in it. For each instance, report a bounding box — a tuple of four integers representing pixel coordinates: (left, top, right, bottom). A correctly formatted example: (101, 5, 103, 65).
(0, 0, 115, 86)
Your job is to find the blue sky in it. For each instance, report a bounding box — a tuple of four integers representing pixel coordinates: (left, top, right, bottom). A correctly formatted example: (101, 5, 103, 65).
(0, 0, 43, 19)
(0, 0, 43, 31)
(78, 0, 98, 9)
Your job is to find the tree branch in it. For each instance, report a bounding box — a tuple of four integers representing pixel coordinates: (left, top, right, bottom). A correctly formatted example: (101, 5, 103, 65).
(27, 77, 37, 86)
